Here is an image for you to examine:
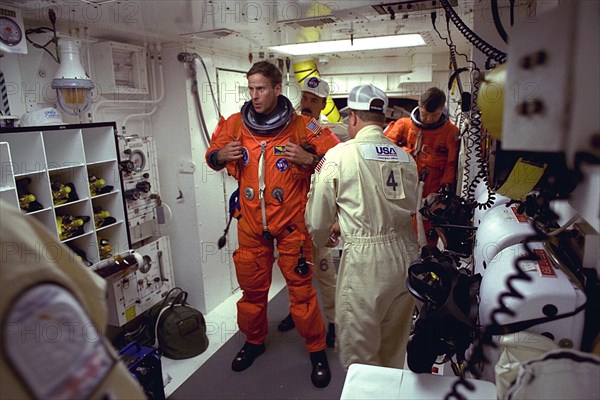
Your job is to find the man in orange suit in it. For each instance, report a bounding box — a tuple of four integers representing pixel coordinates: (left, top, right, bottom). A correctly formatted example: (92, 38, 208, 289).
(385, 87, 459, 245)
(205, 61, 339, 388)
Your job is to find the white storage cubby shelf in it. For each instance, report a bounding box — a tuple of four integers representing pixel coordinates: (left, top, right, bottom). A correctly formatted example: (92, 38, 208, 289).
(0, 122, 131, 267)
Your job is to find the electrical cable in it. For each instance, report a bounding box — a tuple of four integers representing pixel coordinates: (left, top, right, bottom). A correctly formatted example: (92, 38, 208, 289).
(178, 52, 222, 146)
(491, 0, 509, 44)
(431, 10, 493, 210)
(25, 9, 60, 63)
(509, 0, 516, 26)
(548, 213, 580, 236)
(445, 193, 588, 400)
(197, 56, 221, 117)
(187, 57, 211, 146)
(439, 0, 507, 64)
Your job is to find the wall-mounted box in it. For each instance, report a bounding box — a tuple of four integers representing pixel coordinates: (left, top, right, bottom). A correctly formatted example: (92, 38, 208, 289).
(92, 41, 149, 96)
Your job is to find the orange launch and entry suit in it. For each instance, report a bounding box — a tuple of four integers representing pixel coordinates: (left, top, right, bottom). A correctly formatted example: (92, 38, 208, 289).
(206, 108, 339, 353)
(385, 113, 459, 243)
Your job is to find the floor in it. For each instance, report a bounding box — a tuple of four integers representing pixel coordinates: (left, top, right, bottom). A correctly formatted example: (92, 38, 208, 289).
(161, 267, 288, 398)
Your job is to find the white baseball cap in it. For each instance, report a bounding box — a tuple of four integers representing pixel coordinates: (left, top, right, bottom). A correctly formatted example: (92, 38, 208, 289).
(302, 76, 330, 98)
(347, 84, 388, 113)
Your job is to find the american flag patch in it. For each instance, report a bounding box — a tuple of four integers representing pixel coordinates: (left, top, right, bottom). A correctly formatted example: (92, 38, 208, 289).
(306, 118, 322, 136)
(315, 156, 325, 172)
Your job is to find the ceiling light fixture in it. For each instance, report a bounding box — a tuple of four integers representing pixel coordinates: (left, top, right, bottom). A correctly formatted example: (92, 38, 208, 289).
(51, 38, 94, 116)
(268, 33, 425, 56)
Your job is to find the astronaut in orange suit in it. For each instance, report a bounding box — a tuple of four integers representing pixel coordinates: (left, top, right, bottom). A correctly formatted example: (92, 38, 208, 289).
(385, 87, 459, 245)
(205, 61, 339, 388)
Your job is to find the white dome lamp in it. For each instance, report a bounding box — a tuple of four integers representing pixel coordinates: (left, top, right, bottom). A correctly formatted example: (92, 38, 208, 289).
(51, 38, 94, 116)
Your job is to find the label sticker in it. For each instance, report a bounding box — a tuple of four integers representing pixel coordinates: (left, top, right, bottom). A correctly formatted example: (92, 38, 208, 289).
(533, 249, 556, 277)
(510, 206, 528, 223)
(361, 143, 409, 162)
(4, 284, 113, 399)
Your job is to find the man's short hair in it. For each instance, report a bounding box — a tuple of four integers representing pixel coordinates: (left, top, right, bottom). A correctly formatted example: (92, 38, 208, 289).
(419, 87, 446, 112)
(353, 110, 386, 124)
(247, 61, 282, 86)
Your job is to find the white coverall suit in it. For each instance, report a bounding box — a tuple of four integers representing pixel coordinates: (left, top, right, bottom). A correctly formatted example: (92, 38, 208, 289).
(311, 114, 349, 324)
(0, 201, 145, 399)
(306, 124, 419, 370)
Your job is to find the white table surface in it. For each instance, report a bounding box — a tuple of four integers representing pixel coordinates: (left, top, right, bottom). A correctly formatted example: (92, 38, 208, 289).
(340, 364, 497, 400)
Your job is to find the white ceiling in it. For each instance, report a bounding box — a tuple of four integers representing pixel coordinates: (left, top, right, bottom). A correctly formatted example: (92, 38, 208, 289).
(16, 0, 480, 59)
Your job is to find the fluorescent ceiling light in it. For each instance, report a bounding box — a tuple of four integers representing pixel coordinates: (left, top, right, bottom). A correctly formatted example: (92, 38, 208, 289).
(268, 34, 425, 56)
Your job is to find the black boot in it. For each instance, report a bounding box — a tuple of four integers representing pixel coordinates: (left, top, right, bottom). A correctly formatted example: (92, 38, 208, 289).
(310, 350, 331, 388)
(231, 342, 265, 372)
(277, 313, 295, 332)
(326, 323, 335, 348)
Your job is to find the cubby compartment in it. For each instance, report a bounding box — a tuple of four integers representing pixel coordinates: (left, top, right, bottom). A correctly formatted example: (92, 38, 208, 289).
(49, 165, 90, 208)
(55, 200, 94, 242)
(87, 161, 120, 197)
(65, 234, 100, 267)
(92, 191, 125, 230)
(1, 142, 15, 190)
(43, 128, 85, 169)
(29, 209, 58, 236)
(95, 223, 130, 264)
(0, 142, 19, 209)
(83, 125, 119, 163)
(1, 123, 130, 267)
(0, 188, 18, 208)
(1, 131, 46, 175)
(14, 172, 52, 214)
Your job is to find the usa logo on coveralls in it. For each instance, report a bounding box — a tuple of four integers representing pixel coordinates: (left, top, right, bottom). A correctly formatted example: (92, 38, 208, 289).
(242, 148, 249, 165)
(276, 158, 289, 171)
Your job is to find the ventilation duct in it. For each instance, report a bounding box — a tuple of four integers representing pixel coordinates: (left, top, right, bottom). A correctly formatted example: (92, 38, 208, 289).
(279, 15, 340, 28)
(372, 0, 458, 15)
(181, 29, 236, 40)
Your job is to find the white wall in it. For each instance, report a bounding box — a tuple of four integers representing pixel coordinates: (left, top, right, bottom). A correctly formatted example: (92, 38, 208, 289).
(149, 45, 251, 314)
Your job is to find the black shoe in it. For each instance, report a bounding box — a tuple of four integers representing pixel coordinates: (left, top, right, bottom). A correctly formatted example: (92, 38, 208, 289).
(310, 350, 331, 388)
(326, 323, 335, 348)
(231, 342, 265, 372)
(277, 313, 295, 332)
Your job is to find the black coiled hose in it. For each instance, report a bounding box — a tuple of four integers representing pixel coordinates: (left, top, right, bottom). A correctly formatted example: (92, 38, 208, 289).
(430, 10, 495, 209)
(440, 0, 508, 64)
(464, 77, 496, 210)
(445, 193, 589, 399)
(445, 209, 549, 400)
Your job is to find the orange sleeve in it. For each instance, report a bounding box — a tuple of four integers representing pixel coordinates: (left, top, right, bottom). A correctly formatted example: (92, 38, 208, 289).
(440, 124, 460, 185)
(385, 118, 413, 154)
(311, 126, 340, 156)
(205, 115, 239, 179)
(384, 118, 404, 144)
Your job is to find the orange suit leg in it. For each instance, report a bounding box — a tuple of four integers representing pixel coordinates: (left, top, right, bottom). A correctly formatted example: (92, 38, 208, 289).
(276, 224, 327, 353)
(233, 229, 275, 345)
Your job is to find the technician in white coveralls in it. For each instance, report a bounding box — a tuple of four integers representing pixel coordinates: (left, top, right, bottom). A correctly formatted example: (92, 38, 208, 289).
(305, 84, 419, 370)
(0, 200, 145, 399)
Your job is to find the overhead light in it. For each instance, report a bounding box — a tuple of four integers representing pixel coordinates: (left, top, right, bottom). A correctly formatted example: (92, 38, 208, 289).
(51, 39, 94, 116)
(268, 33, 425, 56)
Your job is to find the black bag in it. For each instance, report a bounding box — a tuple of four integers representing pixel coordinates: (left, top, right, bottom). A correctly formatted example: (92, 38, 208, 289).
(150, 287, 209, 360)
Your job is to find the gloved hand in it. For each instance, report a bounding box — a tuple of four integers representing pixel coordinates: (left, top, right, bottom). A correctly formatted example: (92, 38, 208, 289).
(326, 222, 341, 248)
(438, 183, 453, 193)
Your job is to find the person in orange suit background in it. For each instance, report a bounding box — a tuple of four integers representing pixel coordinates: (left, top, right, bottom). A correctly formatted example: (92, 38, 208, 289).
(385, 87, 459, 245)
(205, 61, 339, 388)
